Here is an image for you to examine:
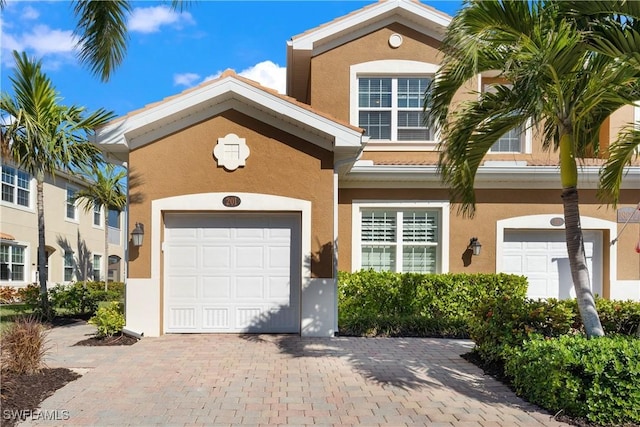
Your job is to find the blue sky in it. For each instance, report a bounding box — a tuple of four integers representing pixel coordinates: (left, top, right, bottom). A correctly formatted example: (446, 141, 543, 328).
(1, 1, 462, 118)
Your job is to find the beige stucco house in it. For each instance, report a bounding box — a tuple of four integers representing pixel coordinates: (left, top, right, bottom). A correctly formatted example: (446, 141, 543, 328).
(0, 165, 126, 287)
(95, 0, 640, 337)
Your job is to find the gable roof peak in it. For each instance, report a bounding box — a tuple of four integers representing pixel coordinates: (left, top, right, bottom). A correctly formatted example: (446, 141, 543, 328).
(288, 0, 451, 52)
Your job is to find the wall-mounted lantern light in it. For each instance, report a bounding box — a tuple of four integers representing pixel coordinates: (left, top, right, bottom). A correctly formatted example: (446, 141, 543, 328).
(468, 237, 482, 256)
(131, 222, 144, 247)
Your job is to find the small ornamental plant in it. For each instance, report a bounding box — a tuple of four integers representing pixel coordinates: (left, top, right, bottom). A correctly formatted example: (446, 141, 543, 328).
(0, 316, 50, 374)
(88, 302, 125, 337)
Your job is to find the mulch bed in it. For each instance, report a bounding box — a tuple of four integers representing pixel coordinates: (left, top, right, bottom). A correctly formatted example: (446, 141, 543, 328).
(1, 316, 138, 427)
(0, 368, 80, 427)
(74, 333, 138, 346)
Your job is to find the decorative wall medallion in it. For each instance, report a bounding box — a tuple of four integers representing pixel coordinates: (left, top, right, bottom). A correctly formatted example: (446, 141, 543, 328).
(388, 33, 403, 48)
(213, 133, 250, 171)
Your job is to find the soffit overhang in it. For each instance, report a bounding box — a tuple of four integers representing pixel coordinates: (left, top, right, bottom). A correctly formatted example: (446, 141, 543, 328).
(93, 75, 364, 163)
(340, 163, 640, 190)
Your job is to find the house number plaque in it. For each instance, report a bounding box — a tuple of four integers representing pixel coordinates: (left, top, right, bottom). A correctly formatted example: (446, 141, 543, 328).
(222, 196, 241, 208)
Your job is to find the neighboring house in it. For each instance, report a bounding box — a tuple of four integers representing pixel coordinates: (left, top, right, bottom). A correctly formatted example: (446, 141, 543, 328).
(95, 0, 640, 337)
(0, 163, 126, 287)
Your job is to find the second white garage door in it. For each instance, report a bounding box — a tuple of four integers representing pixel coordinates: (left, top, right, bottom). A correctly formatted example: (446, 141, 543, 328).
(164, 213, 301, 333)
(502, 230, 603, 299)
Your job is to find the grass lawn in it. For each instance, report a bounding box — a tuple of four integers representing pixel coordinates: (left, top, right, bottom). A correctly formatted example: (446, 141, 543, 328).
(0, 303, 34, 333)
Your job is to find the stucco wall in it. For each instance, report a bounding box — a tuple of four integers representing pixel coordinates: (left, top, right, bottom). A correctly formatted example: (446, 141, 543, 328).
(338, 187, 639, 287)
(127, 109, 335, 279)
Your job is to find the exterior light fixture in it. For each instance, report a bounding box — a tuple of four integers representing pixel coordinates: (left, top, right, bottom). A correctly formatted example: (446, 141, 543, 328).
(131, 222, 144, 247)
(468, 237, 481, 256)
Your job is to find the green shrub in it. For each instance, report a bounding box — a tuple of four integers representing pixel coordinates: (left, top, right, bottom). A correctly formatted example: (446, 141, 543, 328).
(89, 301, 125, 337)
(16, 284, 41, 307)
(0, 316, 49, 374)
(49, 281, 125, 316)
(505, 335, 640, 425)
(338, 271, 527, 337)
(468, 296, 576, 364)
(595, 299, 640, 336)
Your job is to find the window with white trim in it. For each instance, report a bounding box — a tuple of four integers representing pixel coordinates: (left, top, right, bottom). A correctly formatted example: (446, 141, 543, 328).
(92, 254, 101, 281)
(354, 202, 449, 274)
(0, 243, 26, 282)
(483, 83, 526, 153)
(358, 77, 433, 141)
(1, 166, 31, 208)
(93, 205, 102, 226)
(66, 186, 77, 220)
(64, 250, 75, 281)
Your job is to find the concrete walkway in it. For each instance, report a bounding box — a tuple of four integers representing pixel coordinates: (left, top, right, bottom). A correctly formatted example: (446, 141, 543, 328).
(20, 321, 569, 426)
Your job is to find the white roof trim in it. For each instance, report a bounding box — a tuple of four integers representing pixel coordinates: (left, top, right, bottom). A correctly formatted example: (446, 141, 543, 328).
(94, 76, 363, 153)
(341, 164, 640, 190)
(289, 0, 451, 52)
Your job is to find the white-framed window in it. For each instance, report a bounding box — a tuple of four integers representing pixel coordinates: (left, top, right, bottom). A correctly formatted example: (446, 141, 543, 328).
(92, 254, 101, 281)
(108, 209, 121, 229)
(63, 250, 75, 281)
(350, 60, 440, 151)
(0, 243, 26, 282)
(1, 166, 31, 208)
(482, 83, 530, 154)
(352, 201, 450, 273)
(358, 77, 433, 141)
(66, 186, 78, 221)
(489, 126, 524, 153)
(93, 205, 102, 227)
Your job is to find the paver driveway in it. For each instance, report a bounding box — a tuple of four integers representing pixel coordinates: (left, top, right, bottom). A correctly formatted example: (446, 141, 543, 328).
(20, 322, 569, 426)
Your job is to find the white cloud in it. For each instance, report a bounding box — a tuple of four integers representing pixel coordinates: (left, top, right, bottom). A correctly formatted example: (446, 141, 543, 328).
(174, 72, 201, 87)
(128, 6, 195, 34)
(205, 61, 287, 94)
(0, 21, 76, 67)
(23, 25, 77, 56)
(21, 6, 40, 20)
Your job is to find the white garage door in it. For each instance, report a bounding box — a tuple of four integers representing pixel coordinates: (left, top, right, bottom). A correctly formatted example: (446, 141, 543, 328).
(164, 213, 301, 333)
(502, 230, 602, 299)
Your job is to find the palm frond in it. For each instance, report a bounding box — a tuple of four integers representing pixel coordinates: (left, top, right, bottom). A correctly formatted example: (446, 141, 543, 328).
(598, 127, 640, 205)
(73, 0, 131, 82)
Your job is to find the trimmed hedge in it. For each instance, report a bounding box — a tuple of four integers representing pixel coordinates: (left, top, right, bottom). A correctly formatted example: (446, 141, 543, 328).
(505, 335, 640, 425)
(338, 271, 528, 337)
(469, 295, 640, 364)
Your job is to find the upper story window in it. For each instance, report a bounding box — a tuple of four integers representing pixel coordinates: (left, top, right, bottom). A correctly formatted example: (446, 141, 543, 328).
(108, 209, 121, 229)
(489, 125, 524, 153)
(358, 77, 433, 141)
(483, 83, 529, 154)
(1, 166, 31, 208)
(350, 60, 440, 151)
(93, 205, 102, 227)
(66, 186, 78, 221)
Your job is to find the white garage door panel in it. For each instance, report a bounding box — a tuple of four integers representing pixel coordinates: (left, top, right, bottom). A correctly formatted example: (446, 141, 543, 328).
(503, 230, 602, 300)
(164, 213, 300, 333)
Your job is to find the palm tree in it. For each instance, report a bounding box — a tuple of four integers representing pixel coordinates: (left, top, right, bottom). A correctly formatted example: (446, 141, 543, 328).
(0, 1, 186, 82)
(428, 0, 640, 337)
(72, 164, 127, 291)
(558, 1, 640, 203)
(0, 51, 114, 317)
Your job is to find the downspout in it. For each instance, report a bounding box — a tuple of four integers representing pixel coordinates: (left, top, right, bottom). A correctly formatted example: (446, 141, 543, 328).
(332, 139, 366, 335)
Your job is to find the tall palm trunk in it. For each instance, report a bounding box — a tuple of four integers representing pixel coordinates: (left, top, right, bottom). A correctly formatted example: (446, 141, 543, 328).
(36, 174, 51, 319)
(104, 220, 109, 292)
(559, 133, 604, 338)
